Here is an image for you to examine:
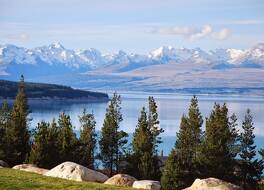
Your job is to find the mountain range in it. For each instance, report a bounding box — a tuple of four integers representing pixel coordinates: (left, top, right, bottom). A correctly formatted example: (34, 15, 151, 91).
(0, 42, 264, 94)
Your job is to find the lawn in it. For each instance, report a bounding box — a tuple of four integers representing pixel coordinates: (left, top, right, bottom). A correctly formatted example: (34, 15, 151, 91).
(0, 168, 134, 190)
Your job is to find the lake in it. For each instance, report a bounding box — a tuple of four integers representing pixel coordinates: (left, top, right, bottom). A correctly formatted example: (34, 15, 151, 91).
(28, 92, 264, 157)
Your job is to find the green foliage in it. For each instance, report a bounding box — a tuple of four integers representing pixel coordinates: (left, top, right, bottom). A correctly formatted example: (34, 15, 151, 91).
(29, 120, 60, 169)
(148, 96, 164, 148)
(128, 96, 163, 180)
(197, 103, 237, 180)
(4, 75, 31, 166)
(161, 149, 187, 190)
(57, 112, 77, 163)
(131, 107, 155, 179)
(0, 101, 11, 160)
(77, 109, 97, 169)
(99, 93, 128, 176)
(238, 109, 264, 189)
(161, 96, 203, 190)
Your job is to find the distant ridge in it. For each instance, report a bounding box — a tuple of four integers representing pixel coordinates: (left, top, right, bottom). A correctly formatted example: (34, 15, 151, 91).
(0, 43, 264, 93)
(0, 79, 109, 102)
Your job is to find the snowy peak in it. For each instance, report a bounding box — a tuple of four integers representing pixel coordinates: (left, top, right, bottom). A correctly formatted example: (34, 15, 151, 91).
(49, 42, 64, 49)
(0, 42, 264, 77)
(149, 46, 174, 58)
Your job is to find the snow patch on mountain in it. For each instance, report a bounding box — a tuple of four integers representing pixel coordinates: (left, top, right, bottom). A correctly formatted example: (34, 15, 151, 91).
(0, 42, 264, 78)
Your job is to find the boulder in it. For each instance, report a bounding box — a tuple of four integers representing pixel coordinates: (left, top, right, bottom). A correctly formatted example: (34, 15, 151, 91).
(104, 174, 136, 187)
(183, 178, 242, 190)
(12, 164, 49, 175)
(45, 162, 108, 182)
(133, 180, 161, 190)
(0, 160, 9, 168)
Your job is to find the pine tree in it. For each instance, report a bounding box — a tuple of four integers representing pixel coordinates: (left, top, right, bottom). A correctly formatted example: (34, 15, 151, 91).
(99, 93, 128, 176)
(229, 114, 240, 158)
(198, 103, 236, 180)
(187, 96, 203, 160)
(129, 97, 164, 180)
(5, 75, 30, 165)
(147, 96, 163, 179)
(77, 109, 97, 169)
(29, 120, 60, 169)
(161, 96, 203, 189)
(57, 112, 77, 162)
(0, 101, 11, 161)
(238, 109, 263, 189)
(161, 149, 187, 190)
(148, 96, 164, 149)
(132, 107, 155, 179)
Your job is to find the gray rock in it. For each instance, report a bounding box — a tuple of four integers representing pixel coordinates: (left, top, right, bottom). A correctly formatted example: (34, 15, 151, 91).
(104, 174, 137, 187)
(183, 178, 242, 190)
(133, 180, 161, 190)
(45, 161, 108, 182)
(12, 164, 49, 175)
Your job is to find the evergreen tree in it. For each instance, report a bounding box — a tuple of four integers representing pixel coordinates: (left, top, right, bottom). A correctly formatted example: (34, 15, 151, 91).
(77, 109, 97, 169)
(161, 96, 203, 190)
(99, 93, 128, 176)
(238, 109, 263, 189)
(0, 101, 11, 161)
(57, 112, 77, 162)
(187, 96, 203, 159)
(129, 97, 164, 180)
(5, 75, 30, 165)
(131, 107, 155, 179)
(148, 96, 164, 149)
(229, 114, 240, 157)
(197, 103, 236, 181)
(161, 149, 187, 190)
(29, 120, 60, 169)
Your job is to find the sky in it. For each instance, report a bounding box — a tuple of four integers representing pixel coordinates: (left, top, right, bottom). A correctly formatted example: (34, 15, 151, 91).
(0, 0, 264, 53)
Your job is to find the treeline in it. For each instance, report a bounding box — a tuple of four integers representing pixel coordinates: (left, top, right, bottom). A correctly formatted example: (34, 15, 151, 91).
(0, 79, 108, 100)
(0, 76, 264, 190)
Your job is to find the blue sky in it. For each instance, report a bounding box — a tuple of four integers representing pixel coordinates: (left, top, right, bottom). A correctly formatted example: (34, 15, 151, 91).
(0, 0, 263, 53)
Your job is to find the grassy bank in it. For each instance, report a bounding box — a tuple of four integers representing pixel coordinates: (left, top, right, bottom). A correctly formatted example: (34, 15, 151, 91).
(0, 168, 133, 190)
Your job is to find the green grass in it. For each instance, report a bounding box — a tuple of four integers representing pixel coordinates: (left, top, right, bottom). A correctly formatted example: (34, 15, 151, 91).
(0, 168, 134, 190)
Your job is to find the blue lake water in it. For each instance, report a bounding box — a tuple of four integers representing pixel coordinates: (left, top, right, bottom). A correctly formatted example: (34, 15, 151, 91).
(29, 92, 264, 157)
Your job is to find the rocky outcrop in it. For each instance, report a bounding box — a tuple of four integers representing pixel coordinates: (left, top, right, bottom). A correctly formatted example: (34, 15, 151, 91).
(184, 178, 242, 190)
(45, 162, 108, 183)
(12, 164, 49, 175)
(104, 174, 136, 187)
(133, 180, 161, 190)
(0, 160, 9, 168)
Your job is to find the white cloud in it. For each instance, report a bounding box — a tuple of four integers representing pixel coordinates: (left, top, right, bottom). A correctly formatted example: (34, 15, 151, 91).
(211, 28, 231, 40)
(189, 25, 212, 41)
(152, 25, 231, 41)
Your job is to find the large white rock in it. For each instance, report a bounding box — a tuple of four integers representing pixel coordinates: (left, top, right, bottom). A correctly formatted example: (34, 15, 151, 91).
(104, 174, 137, 187)
(12, 164, 49, 175)
(133, 180, 161, 190)
(45, 161, 108, 182)
(0, 160, 9, 168)
(183, 178, 242, 190)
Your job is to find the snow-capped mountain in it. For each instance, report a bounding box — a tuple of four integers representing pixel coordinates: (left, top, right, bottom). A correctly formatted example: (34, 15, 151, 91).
(1, 42, 264, 73)
(0, 42, 264, 92)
